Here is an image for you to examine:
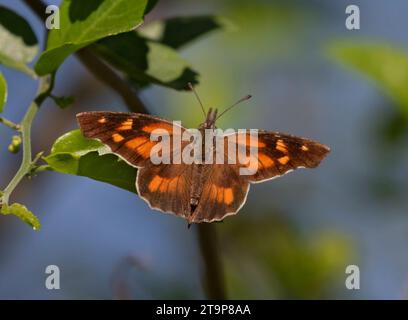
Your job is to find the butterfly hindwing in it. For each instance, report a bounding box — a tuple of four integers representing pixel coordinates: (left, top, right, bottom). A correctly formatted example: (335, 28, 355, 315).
(136, 163, 193, 219)
(190, 164, 250, 223)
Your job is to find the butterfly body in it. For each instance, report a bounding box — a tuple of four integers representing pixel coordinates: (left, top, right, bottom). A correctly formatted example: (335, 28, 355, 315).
(189, 108, 218, 215)
(77, 108, 330, 224)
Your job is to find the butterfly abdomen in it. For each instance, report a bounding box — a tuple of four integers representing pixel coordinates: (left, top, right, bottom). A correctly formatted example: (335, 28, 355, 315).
(190, 164, 204, 209)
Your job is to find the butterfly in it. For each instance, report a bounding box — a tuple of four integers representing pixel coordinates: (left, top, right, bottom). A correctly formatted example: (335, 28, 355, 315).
(76, 84, 330, 225)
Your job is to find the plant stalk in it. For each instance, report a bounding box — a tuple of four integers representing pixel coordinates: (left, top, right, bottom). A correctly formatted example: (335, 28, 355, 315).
(0, 117, 20, 130)
(197, 223, 226, 299)
(1, 77, 52, 204)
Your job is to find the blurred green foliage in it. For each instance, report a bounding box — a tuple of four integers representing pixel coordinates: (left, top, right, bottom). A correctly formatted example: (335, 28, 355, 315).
(329, 41, 408, 119)
(0, 5, 38, 77)
(221, 214, 353, 299)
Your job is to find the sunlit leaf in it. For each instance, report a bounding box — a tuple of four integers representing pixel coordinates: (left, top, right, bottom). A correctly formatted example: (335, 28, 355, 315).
(35, 0, 152, 75)
(0, 71, 6, 112)
(139, 15, 232, 49)
(44, 129, 137, 193)
(92, 32, 198, 90)
(1, 203, 41, 230)
(0, 6, 38, 77)
(329, 41, 408, 118)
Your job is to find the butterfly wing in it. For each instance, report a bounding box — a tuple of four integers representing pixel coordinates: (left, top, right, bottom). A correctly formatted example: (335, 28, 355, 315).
(188, 131, 330, 223)
(225, 130, 330, 183)
(136, 163, 193, 219)
(188, 164, 250, 223)
(77, 111, 194, 218)
(77, 111, 185, 168)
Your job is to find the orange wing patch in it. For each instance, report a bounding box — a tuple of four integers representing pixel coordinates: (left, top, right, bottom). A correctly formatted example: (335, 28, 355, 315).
(117, 119, 133, 131)
(125, 137, 155, 158)
(142, 122, 175, 135)
(148, 176, 162, 192)
(209, 185, 234, 205)
(276, 139, 288, 154)
(217, 189, 224, 203)
(224, 188, 234, 205)
(112, 133, 125, 142)
(278, 155, 290, 165)
(148, 175, 180, 193)
(244, 153, 274, 171)
(159, 181, 168, 192)
(125, 137, 148, 149)
(258, 153, 274, 168)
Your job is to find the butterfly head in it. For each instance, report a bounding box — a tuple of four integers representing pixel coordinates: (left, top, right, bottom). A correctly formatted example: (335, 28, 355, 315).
(200, 107, 218, 129)
(188, 82, 252, 128)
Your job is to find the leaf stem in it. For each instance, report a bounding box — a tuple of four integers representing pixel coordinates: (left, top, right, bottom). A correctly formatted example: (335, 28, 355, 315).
(1, 77, 52, 205)
(0, 117, 20, 131)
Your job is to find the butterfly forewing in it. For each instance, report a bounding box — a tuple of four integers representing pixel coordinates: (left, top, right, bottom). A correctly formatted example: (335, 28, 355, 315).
(225, 131, 330, 183)
(77, 111, 186, 168)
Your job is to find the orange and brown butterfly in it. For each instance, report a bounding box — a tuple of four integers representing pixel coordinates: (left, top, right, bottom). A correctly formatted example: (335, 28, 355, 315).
(76, 84, 330, 225)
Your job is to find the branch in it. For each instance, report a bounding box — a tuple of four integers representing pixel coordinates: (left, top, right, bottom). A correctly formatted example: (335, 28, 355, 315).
(1, 76, 53, 205)
(197, 223, 226, 299)
(76, 49, 148, 113)
(22, 0, 226, 299)
(0, 117, 20, 131)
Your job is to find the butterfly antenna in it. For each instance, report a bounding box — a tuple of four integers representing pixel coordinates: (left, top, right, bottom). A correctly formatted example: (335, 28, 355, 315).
(216, 94, 252, 121)
(188, 82, 206, 117)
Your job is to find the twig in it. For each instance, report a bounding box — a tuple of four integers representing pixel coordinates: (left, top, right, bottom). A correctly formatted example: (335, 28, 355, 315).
(197, 223, 226, 299)
(0, 117, 20, 131)
(22, 0, 226, 299)
(1, 76, 53, 205)
(76, 49, 148, 113)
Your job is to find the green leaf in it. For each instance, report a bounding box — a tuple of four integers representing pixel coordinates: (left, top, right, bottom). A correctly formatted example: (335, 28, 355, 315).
(140, 15, 232, 49)
(92, 32, 199, 90)
(35, 0, 151, 75)
(1, 203, 41, 230)
(44, 129, 137, 193)
(51, 95, 75, 109)
(0, 71, 6, 112)
(329, 41, 408, 118)
(0, 6, 38, 77)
